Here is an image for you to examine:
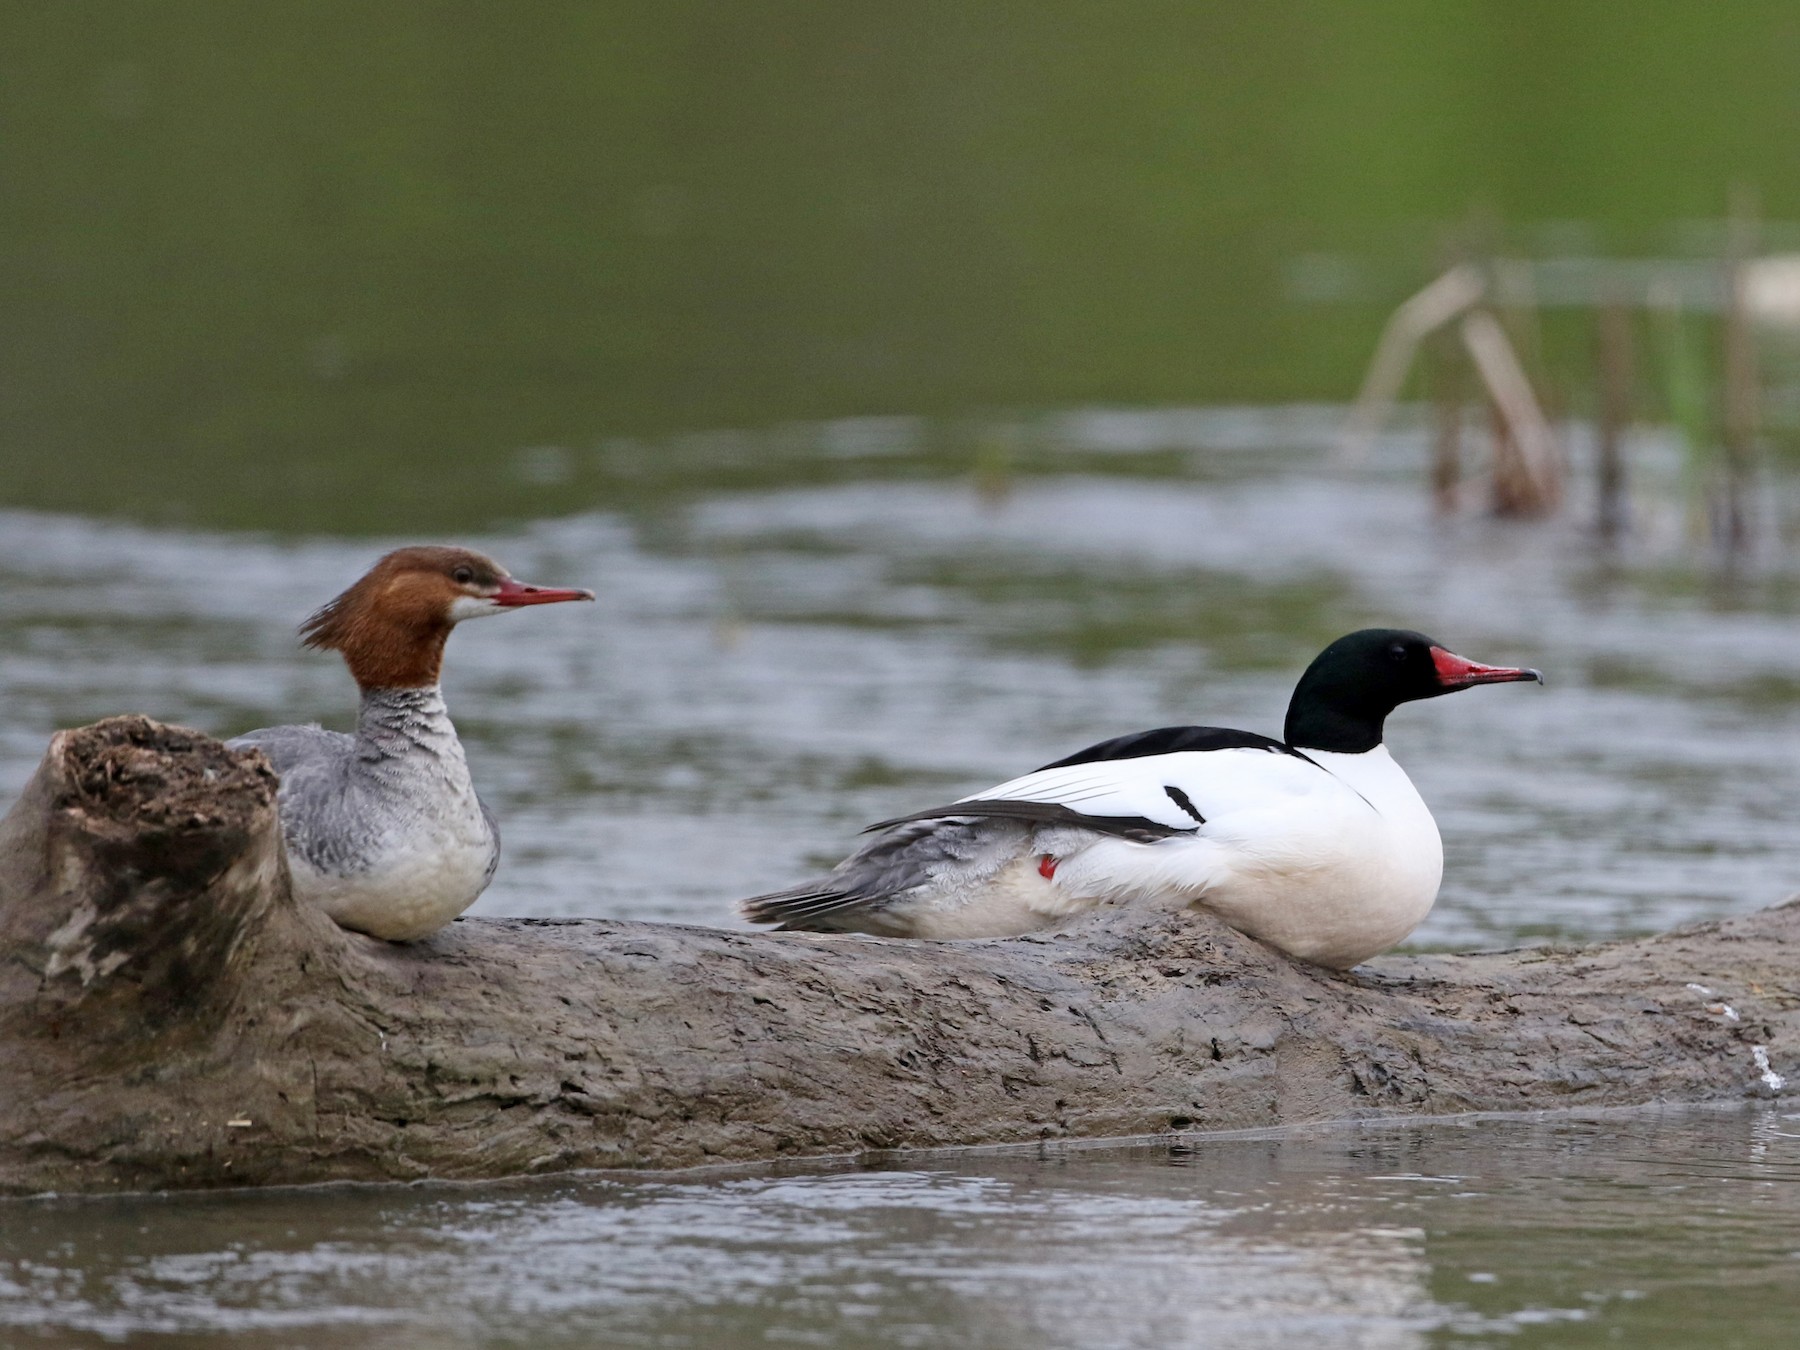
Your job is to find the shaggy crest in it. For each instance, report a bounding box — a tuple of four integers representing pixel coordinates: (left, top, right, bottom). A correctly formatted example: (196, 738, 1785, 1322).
(301, 546, 508, 689)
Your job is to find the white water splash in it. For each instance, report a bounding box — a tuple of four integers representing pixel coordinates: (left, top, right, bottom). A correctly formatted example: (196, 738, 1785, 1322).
(1752, 1046, 1786, 1093)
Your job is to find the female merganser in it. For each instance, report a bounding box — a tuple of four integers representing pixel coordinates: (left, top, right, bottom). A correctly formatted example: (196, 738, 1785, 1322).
(741, 629, 1541, 968)
(231, 546, 593, 941)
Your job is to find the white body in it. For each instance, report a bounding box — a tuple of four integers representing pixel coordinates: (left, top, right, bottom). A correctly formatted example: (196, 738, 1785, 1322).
(292, 818, 494, 941)
(232, 686, 500, 942)
(744, 629, 1534, 964)
(898, 745, 1443, 968)
(289, 741, 497, 943)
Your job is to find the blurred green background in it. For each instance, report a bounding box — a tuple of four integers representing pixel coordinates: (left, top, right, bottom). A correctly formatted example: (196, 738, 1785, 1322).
(2, 1, 1797, 531)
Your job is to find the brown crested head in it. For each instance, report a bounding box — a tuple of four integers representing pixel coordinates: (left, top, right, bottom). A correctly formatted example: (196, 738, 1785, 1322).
(300, 545, 595, 690)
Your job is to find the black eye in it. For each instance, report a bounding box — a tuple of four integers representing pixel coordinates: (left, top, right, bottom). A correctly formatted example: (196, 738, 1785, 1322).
(452, 566, 474, 585)
(1389, 643, 1409, 662)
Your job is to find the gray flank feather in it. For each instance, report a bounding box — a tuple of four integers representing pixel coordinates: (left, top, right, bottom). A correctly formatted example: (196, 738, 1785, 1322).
(741, 801, 1191, 934)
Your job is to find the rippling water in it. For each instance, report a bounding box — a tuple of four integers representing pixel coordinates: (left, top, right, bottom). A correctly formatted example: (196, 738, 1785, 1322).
(7, 410, 1800, 1345)
(6, 1107, 1800, 1348)
(4, 410, 1798, 948)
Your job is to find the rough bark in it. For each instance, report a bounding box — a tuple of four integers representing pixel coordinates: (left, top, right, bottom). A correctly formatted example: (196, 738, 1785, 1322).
(1, 717, 1795, 1196)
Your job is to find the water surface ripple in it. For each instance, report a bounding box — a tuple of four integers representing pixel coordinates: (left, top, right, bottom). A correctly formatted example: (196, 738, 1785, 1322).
(2, 414, 1796, 948)
(5, 1109, 1800, 1348)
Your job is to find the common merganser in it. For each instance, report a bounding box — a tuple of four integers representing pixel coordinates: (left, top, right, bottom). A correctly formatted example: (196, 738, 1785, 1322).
(230, 546, 593, 941)
(741, 629, 1542, 968)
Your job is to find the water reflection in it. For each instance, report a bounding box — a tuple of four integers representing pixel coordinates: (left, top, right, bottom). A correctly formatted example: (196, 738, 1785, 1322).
(5, 1108, 1800, 1348)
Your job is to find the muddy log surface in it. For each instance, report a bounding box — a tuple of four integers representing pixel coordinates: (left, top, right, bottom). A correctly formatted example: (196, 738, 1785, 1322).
(0, 717, 1795, 1196)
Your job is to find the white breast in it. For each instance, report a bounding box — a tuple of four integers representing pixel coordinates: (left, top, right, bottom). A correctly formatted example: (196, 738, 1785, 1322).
(293, 712, 498, 939)
(1202, 747, 1441, 967)
(292, 806, 495, 942)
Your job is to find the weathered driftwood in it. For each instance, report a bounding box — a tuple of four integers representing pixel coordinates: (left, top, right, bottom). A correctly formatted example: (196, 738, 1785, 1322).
(1, 717, 1795, 1196)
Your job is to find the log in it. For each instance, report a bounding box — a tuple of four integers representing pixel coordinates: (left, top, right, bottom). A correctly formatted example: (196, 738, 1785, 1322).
(1, 717, 1795, 1196)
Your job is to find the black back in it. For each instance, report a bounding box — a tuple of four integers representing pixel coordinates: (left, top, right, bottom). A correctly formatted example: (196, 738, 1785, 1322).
(1039, 724, 1302, 771)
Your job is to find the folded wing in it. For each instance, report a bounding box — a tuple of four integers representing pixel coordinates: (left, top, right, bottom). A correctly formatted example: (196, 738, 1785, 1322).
(742, 729, 1343, 934)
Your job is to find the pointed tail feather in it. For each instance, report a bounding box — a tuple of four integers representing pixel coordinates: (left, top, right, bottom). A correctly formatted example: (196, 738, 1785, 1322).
(741, 805, 1156, 936)
(739, 885, 886, 931)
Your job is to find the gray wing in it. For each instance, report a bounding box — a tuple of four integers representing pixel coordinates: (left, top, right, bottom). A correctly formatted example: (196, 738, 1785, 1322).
(227, 724, 364, 872)
(740, 814, 1035, 934)
(864, 797, 1186, 841)
(741, 797, 1191, 934)
(228, 723, 354, 779)
(479, 794, 501, 885)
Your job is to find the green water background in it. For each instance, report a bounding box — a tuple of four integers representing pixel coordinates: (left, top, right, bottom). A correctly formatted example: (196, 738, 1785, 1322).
(4, 1, 1798, 531)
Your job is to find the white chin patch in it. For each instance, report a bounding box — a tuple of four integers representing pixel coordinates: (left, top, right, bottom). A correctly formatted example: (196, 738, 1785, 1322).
(449, 595, 507, 623)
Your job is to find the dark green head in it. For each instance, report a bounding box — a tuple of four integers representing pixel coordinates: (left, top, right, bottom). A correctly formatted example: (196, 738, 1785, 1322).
(1284, 628, 1542, 753)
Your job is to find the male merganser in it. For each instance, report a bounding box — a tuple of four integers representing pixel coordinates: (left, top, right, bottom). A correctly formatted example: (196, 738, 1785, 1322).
(230, 546, 593, 941)
(741, 629, 1542, 968)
